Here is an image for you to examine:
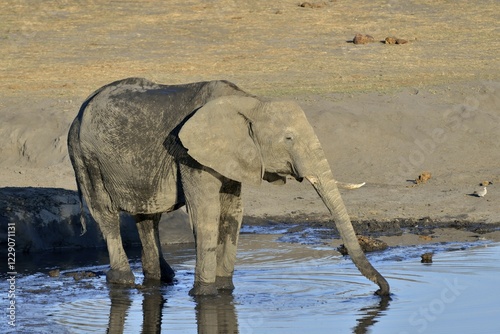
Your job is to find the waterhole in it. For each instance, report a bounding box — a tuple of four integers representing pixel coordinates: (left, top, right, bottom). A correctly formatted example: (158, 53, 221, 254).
(2, 230, 499, 334)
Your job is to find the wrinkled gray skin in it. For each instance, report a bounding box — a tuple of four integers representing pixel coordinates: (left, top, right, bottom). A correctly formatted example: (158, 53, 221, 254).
(68, 77, 390, 296)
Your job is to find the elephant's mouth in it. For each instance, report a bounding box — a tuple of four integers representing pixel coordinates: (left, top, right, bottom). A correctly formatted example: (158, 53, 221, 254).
(263, 163, 303, 184)
(294, 176, 304, 182)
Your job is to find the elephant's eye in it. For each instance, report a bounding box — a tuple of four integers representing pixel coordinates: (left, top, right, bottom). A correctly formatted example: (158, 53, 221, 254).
(284, 130, 295, 143)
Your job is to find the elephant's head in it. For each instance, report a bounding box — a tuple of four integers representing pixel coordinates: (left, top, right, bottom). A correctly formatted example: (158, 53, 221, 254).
(179, 96, 390, 296)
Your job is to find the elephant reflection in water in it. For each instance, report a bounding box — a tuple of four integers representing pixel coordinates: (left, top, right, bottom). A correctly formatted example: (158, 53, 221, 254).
(105, 287, 389, 333)
(107, 287, 166, 333)
(106, 287, 238, 333)
(107, 288, 133, 333)
(352, 297, 391, 333)
(194, 293, 238, 334)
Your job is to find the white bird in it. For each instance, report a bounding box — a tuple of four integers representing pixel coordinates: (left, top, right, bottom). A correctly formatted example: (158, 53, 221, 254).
(473, 187, 487, 198)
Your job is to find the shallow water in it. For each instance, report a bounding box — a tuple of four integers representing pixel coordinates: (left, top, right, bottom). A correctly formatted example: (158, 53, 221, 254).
(2, 230, 500, 334)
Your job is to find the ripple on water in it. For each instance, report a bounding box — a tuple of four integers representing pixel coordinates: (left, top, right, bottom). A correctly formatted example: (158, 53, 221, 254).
(52, 299, 111, 332)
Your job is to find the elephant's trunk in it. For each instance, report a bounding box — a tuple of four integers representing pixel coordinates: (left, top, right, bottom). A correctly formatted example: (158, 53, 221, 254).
(305, 166, 390, 296)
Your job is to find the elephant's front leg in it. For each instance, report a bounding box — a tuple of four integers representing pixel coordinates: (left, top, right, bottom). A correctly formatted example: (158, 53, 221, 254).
(135, 214, 175, 284)
(216, 180, 243, 291)
(181, 164, 223, 296)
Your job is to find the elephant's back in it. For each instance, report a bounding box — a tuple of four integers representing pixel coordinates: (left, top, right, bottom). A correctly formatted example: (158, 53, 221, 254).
(78, 78, 250, 147)
(78, 79, 204, 147)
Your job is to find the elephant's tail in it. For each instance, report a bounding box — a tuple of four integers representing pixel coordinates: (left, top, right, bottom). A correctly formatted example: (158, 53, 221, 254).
(76, 189, 87, 236)
(68, 118, 91, 236)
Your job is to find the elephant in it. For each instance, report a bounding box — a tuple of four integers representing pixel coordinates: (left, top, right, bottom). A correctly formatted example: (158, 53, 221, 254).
(67, 77, 390, 296)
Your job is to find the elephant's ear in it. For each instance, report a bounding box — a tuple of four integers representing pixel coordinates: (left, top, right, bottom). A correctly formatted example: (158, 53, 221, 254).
(179, 96, 263, 186)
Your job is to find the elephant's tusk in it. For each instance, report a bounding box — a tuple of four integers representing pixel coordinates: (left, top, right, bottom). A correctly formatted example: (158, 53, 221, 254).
(335, 181, 366, 189)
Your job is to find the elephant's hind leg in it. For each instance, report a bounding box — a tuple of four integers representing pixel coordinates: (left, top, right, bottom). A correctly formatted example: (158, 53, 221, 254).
(216, 180, 243, 291)
(95, 210, 135, 285)
(135, 214, 175, 284)
(79, 156, 134, 285)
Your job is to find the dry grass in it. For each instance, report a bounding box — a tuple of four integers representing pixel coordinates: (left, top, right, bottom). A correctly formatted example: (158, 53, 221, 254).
(1, 0, 498, 98)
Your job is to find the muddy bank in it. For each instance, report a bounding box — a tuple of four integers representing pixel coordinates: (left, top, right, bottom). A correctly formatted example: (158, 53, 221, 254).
(2, 185, 499, 253)
(246, 214, 500, 237)
(0, 187, 192, 252)
(244, 215, 500, 248)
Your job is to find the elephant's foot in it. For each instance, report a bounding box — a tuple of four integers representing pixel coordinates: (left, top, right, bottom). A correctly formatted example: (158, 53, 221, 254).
(189, 281, 218, 296)
(143, 258, 176, 284)
(160, 258, 175, 283)
(106, 269, 135, 285)
(215, 276, 235, 291)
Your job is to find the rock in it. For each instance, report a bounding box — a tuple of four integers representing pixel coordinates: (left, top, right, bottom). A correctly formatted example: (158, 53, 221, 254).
(299, 2, 326, 8)
(421, 252, 433, 263)
(418, 235, 433, 241)
(385, 37, 408, 45)
(337, 235, 388, 255)
(353, 33, 375, 45)
(64, 271, 99, 281)
(48, 269, 60, 277)
(385, 37, 397, 44)
(480, 181, 492, 186)
(415, 171, 432, 184)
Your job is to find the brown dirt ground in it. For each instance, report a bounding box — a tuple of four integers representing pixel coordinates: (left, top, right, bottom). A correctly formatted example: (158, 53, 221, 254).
(2, 0, 498, 96)
(1, 0, 499, 244)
